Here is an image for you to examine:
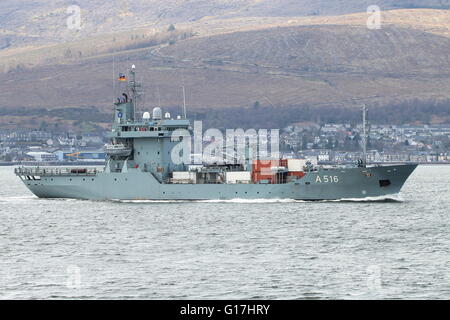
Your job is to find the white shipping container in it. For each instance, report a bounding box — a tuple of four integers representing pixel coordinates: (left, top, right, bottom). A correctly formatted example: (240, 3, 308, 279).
(225, 171, 251, 184)
(173, 171, 196, 180)
(287, 158, 318, 171)
(287, 159, 306, 172)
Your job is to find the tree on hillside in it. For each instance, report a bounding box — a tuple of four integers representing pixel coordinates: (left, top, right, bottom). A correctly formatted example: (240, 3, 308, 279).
(64, 48, 73, 59)
(168, 24, 176, 32)
(39, 120, 48, 131)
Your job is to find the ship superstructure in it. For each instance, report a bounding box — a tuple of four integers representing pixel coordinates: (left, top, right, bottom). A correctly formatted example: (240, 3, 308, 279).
(15, 67, 417, 200)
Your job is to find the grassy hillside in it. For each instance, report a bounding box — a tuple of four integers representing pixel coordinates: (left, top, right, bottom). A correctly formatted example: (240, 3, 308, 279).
(0, 7, 449, 129)
(0, 10, 449, 106)
(1, 0, 448, 48)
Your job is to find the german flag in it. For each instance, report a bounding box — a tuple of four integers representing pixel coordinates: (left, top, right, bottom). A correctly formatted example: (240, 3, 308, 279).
(118, 73, 126, 81)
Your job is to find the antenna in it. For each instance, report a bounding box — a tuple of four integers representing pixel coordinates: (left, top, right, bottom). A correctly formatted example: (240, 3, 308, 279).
(182, 85, 187, 119)
(127, 64, 141, 121)
(157, 86, 161, 107)
(113, 53, 115, 104)
(180, 70, 187, 119)
(361, 104, 368, 164)
(112, 34, 117, 105)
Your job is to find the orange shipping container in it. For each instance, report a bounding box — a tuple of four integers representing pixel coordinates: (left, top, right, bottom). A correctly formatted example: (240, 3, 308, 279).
(252, 159, 287, 171)
(253, 160, 276, 170)
(279, 159, 288, 167)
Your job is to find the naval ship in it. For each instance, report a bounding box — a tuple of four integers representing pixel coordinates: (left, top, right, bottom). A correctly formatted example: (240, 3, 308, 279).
(15, 67, 417, 200)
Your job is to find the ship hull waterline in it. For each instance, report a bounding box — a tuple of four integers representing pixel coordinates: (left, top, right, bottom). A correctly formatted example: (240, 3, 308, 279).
(18, 164, 418, 201)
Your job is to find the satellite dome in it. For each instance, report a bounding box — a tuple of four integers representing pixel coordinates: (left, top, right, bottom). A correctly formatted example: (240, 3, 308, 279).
(152, 107, 162, 120)
(142, 112, 151, 120)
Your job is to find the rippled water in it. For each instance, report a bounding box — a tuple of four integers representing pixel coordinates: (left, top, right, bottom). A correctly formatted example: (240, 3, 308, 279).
(0, 165, 449, 299)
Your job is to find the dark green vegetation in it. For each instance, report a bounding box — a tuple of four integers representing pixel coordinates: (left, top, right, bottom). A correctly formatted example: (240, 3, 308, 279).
(188, 98, 450, 129)
(2, 97, 449, 133)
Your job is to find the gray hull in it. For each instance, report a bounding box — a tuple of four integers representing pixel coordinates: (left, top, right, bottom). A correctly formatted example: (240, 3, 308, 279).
(18, 164, 417, 201)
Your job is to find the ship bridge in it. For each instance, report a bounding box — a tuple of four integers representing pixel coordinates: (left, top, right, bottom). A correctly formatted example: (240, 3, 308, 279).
(109, 118, 190, 139)
(106, 66, 191, 182)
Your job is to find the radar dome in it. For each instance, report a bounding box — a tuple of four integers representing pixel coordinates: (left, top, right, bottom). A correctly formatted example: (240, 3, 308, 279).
(152, 107, 162, 120)
(164, 112, 171, 119)
(142, 112, 151, 120)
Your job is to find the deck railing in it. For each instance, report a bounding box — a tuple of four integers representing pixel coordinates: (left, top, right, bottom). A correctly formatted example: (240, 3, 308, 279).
(15, 167, 102, 177)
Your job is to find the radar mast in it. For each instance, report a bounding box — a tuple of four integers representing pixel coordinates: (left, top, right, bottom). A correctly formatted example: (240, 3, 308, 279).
(127, 64, 142, 120)
(361, 104, 369, 165)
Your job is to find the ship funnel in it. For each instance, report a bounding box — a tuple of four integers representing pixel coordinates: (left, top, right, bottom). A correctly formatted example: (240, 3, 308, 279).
(152, 107, 162, 120)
